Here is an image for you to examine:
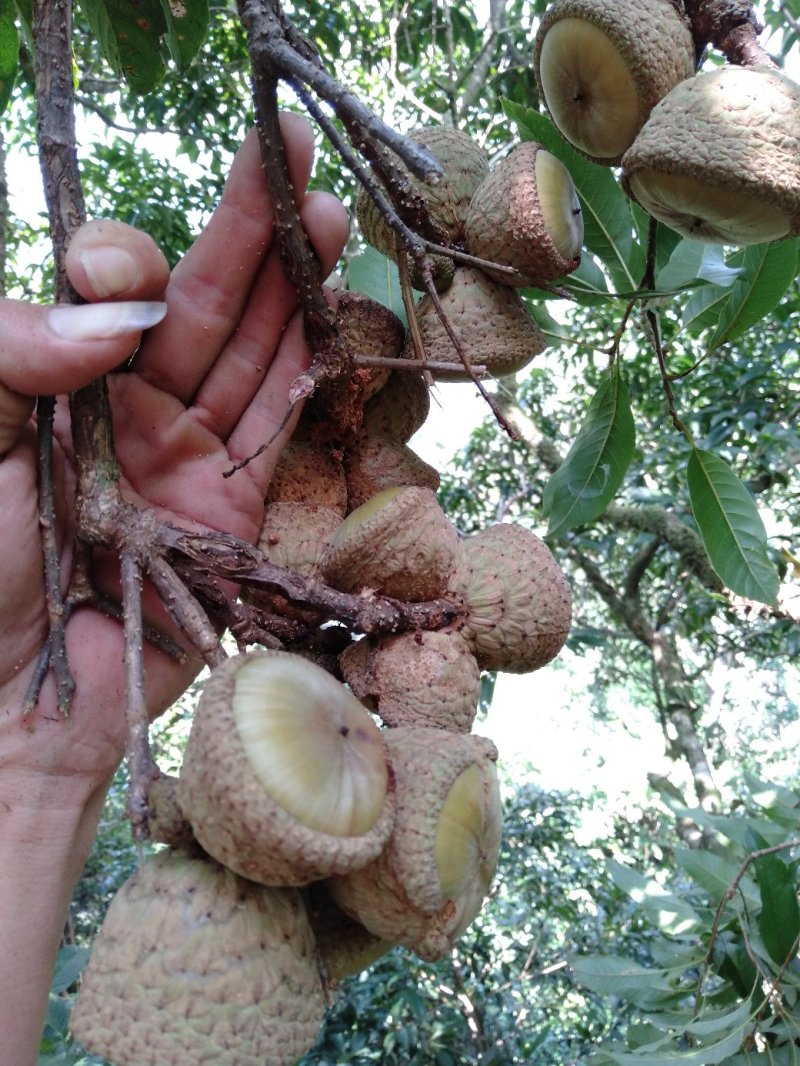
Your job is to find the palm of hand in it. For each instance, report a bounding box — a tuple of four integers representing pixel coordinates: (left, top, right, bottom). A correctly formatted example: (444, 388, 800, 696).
(0, 120, 348, 785)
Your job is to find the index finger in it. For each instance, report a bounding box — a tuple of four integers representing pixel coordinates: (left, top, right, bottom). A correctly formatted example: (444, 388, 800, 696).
(134, 115, 317, 401)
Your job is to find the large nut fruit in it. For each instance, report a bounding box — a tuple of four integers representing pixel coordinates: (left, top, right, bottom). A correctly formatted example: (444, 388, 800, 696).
(449, 522, 572, 672)
(405, 265, 547, 381)
(340, 629, 481, 734)
(465, 142, 583, 286)
(622, 65, 800, 245)
(322, 485, 461, 603)
(70, 848, 327, 1066)
(178, 651, 395, 886)
(357, 125, 490, 254)
(533, 0, 695, 165)
(329, 727, 503, 962)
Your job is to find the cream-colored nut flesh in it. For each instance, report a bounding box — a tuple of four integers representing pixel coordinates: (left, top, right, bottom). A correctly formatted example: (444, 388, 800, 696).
(233, 655, 388, 837)
(628, 168, 792, 245)
(435, 762, 502, 901)
(534, 149, 584, 258)
(538, 19, 640, 160)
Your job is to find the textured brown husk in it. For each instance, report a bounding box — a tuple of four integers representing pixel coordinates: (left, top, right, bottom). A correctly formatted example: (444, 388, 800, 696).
(448, 522, 572, 672)
(533, 0, 695, 165)
(70, 849, 327, 1066)
(405, 266, 547, 381)
(322, 486, 462, 602)
(339, 629, 480, 733)
(178, 651, 395, 887)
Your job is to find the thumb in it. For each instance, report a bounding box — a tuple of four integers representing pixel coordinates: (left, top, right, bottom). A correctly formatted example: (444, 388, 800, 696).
(0, 220, 171, 456)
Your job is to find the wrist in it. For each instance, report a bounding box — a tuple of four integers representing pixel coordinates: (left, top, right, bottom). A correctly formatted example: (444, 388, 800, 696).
(0, 775, 110, 1066)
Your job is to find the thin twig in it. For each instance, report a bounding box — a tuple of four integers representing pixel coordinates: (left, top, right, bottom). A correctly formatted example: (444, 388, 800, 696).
(121, 552, 160, 841)
(692, 838, 800, 1018)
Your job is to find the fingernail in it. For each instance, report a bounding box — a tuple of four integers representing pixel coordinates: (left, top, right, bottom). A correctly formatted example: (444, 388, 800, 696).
(79, 247, 141, 297)
(48, 301, 167, 342)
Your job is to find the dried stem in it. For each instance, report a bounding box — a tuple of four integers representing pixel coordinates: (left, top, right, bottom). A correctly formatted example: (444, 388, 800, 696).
(160, 523, 465, 637)
(121, 552, 160, 840)
(683, 0, 775, 66)
(32, 0, 84, 713)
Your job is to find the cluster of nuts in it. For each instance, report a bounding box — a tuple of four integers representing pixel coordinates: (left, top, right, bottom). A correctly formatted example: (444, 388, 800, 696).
(534, 0, 800, 246)
(357, 124, 586, 380)
(71, 242, 573, 1064)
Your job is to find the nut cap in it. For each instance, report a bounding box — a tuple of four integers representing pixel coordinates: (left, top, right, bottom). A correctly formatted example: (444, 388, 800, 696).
(449, 523, 572, 672)
(70, 849, 326, 1066)
(357, 126, 490, 255)
(323, 486, 461, 602)
(465, 142, 583, 285)
(340, 629, 480, 733)
(405, 266, 547, 381)
(329, 727, 502, 961)
(622, 65, 800, 244)
(533, 0, 695, 165)
(179, 651, 395, 886)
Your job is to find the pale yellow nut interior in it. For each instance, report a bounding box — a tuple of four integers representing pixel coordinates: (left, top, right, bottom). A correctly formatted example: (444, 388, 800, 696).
(330, 485, 406, 548)
(629, 168, 792, 246)
(435, 762, 503, 901)
(233, 656, 388, 837)
(538, 18, 641, 160)
(535, 149, 584, 259)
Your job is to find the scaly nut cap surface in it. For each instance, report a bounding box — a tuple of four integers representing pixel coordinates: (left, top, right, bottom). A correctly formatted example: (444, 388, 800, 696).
(179, 651, 395, 886)
(329, 727, 502, 961)
(340, 629, 480, 733)
(449, 522, 572, 672)
(345, 430, 440, 510)
(405, 266, 547, 381)
(363, 369, 431, 443)
(246, 502, 343, 623)
(622, 65, 800, 245)
(465, 142, 583, 285)
(70, 849, 326, 1066)
(322, 486, 462, 602)
(357, 126, 490, 255)
(533, 0, 695, 164)
(266, 439, 348, 515)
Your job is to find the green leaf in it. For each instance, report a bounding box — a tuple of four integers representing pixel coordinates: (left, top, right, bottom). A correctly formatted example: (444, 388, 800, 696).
(43, 992, 72, 1036)
(0, 0, 18, 115)
(656, 240, 743, 292)
(347, 246, 407, 324)
(542, 368, 635, 537)
(681, 282, 730, 333)
(158, 0, 208, 70)
(744, 774, 800, 819)
(608, 860, 702, 936)
(673, 845, 760, 908)
(95, 0, 168, 92)
(687, 448, 779, 606)
(570, 954, 676, 1007)
(706, 240, 799, 351)
(755, 853, 800, 967)
(503, 101, 644, 291)
(608, 1025, 746, 1065)
(50, 944, 90, 994)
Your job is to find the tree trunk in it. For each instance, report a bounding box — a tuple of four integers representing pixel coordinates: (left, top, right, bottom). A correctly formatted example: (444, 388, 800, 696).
(649, 630, 721, 813)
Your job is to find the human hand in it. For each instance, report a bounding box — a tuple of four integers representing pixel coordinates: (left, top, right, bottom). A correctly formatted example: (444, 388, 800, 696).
(0, 114, 348, 1063)
(0, 112, 348, 804)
